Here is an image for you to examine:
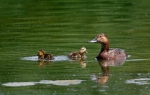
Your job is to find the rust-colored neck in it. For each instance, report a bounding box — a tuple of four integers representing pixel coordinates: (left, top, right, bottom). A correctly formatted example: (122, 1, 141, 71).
(100, 42, 110, 52)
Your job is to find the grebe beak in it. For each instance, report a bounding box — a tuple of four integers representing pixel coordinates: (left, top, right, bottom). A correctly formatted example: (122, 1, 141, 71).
(88, 38, 97, 43)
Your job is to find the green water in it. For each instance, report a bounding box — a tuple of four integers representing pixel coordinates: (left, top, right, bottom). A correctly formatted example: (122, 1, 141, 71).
(0, 0, 150, 95)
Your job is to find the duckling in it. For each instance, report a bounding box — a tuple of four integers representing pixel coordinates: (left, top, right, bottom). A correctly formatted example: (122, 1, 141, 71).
(89, 33, 129, 60)
(68, 47, 88, 59)
(37, 50, 54, 60)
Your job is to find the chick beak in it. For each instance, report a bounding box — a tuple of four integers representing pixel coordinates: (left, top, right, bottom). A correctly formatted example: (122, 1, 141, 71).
(85, 50, 88, 53)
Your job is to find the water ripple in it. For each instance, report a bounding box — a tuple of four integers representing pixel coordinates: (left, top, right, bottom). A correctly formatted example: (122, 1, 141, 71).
(126, 78, 150, 85)
(126, 59, 150, 61)
(21, 56, 69, 61)
(2, 80, 84, 87)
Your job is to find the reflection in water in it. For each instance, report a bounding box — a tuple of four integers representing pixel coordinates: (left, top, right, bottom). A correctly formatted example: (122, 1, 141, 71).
(96, 58, 126, 85)
(97, 60, 109, 85)
(79, 60, 87, 68)
(69, 58, 87, 68)
(21, 56, 87, 68)
(37, 60, 52, 67)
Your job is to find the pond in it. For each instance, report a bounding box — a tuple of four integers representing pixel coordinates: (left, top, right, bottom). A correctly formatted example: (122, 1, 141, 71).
(0, 0, 150, 95)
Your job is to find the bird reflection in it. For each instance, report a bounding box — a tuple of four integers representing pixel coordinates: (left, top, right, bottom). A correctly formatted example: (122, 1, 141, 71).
(37, 60, 52, 67)
(69, 58, 87, 68)
(96, 57, 126, 85)
(79, 59, 87, 68)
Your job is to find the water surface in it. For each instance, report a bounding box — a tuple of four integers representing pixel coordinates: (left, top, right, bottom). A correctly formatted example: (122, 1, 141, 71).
(0, 0, 150, 95)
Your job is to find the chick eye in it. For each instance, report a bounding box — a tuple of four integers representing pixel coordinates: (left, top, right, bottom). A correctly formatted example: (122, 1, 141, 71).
(99, 36, 102, 37)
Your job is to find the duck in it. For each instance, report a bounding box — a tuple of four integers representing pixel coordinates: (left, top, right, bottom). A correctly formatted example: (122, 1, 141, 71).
(88, 33, 129, 60)
(68, 47, 88, 59)
(37, 50, 54, 60)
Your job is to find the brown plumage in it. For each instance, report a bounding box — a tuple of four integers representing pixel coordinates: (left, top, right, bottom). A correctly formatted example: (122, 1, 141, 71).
(89, 33, 129, 60)
(68, 47, 88, 59)
(37, 50, 54, 60)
